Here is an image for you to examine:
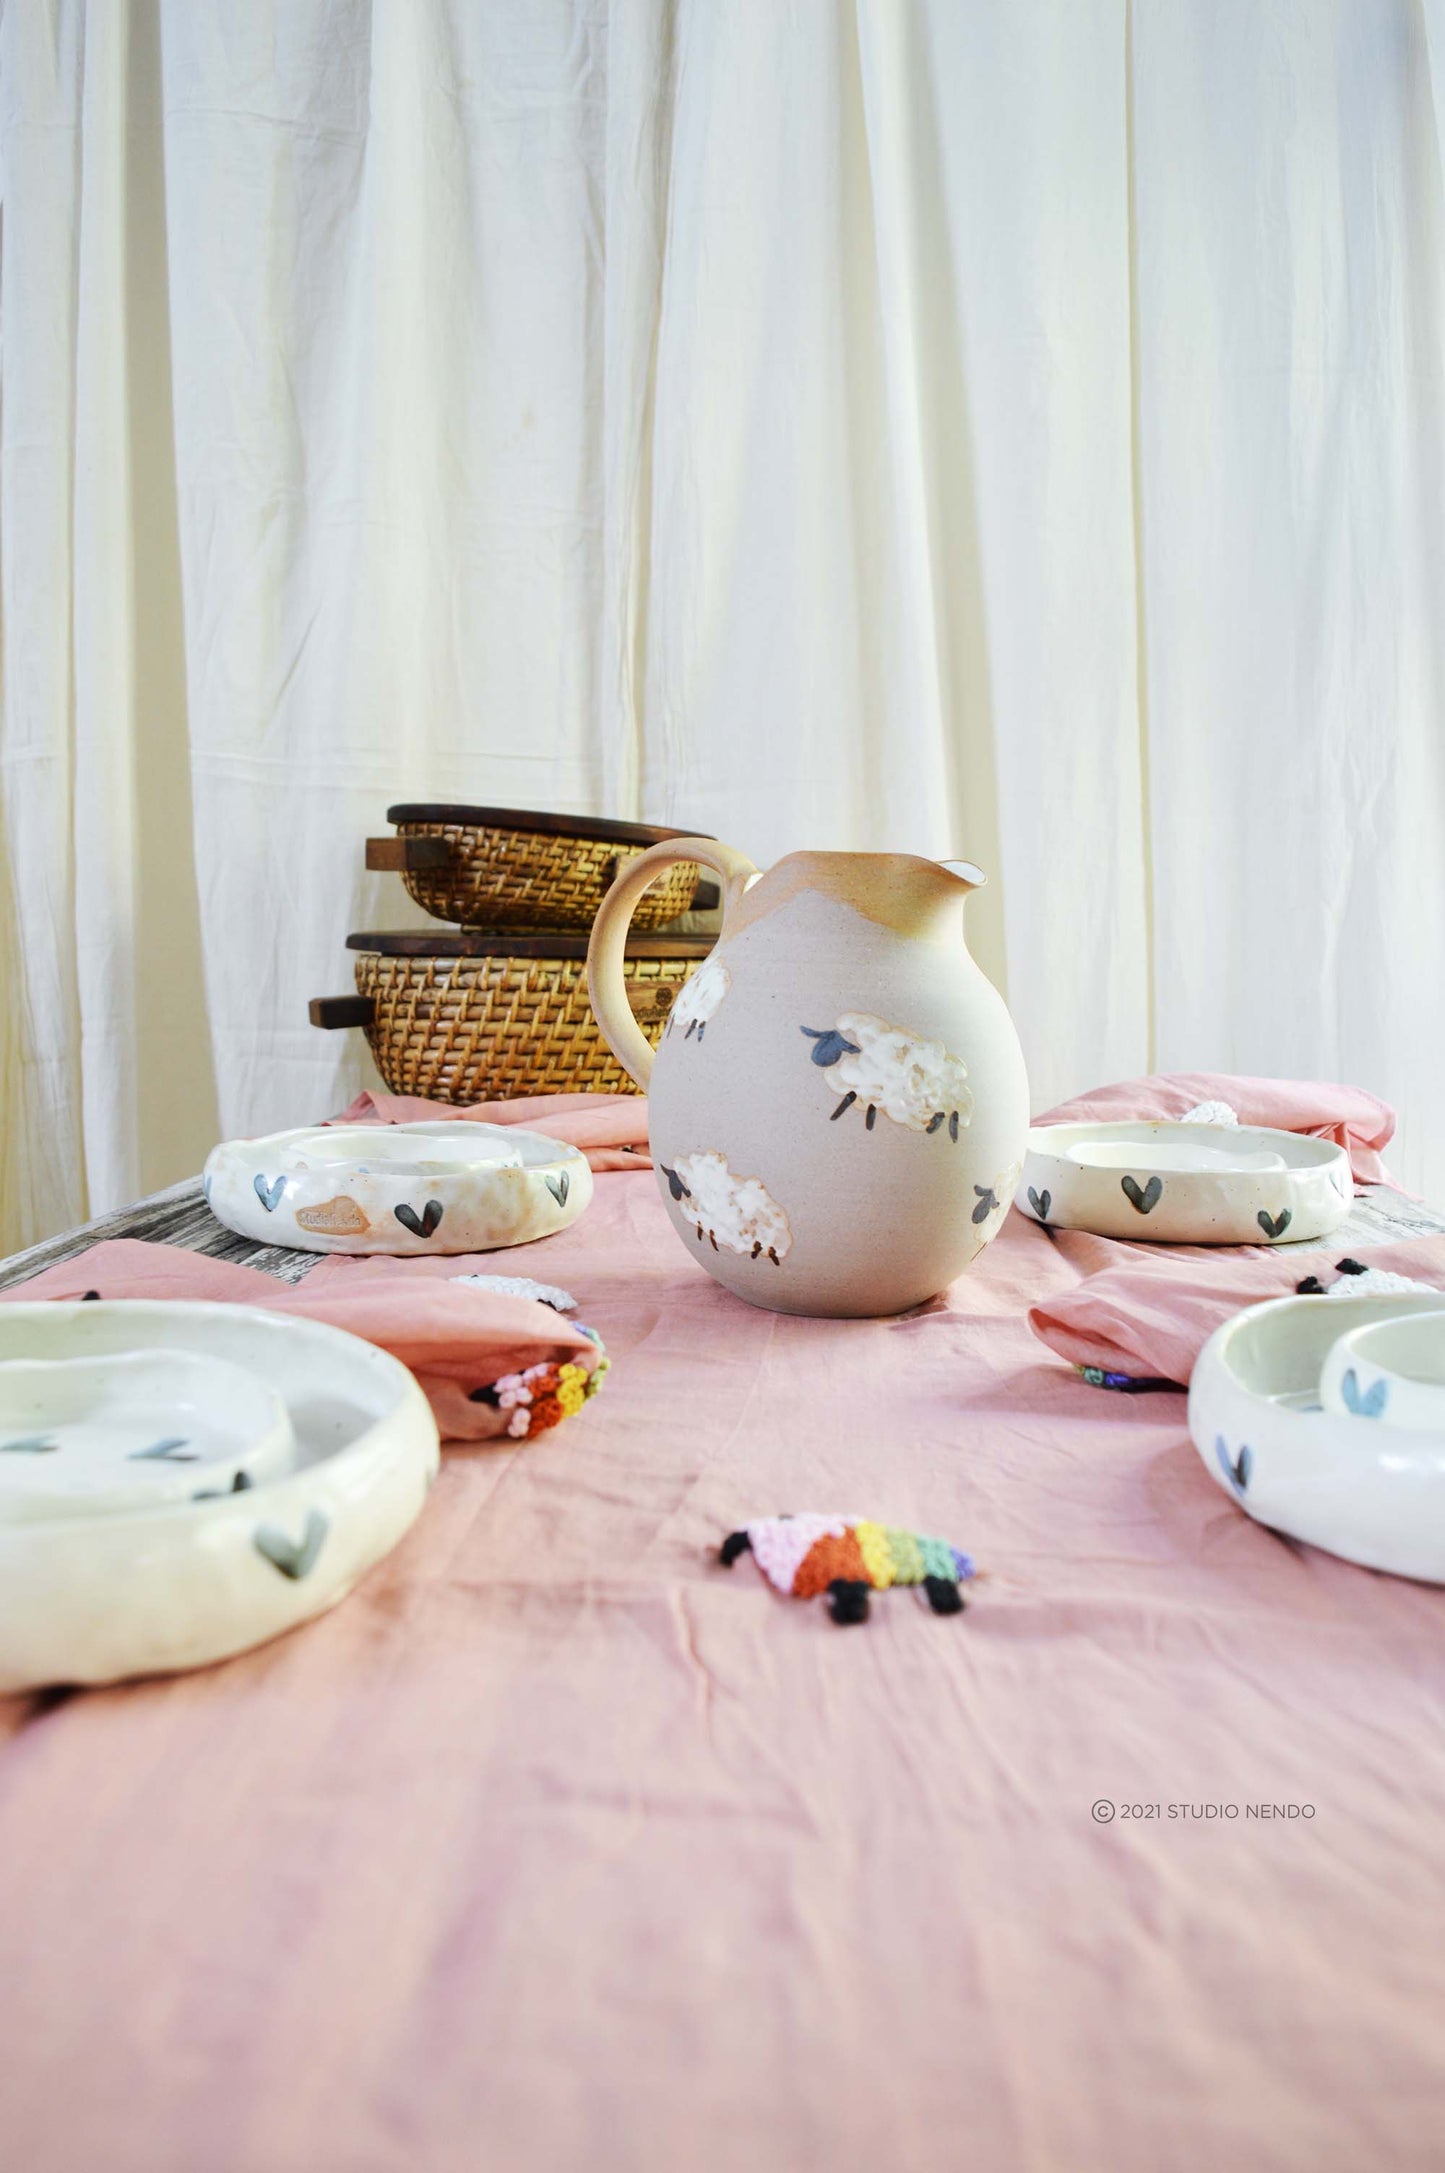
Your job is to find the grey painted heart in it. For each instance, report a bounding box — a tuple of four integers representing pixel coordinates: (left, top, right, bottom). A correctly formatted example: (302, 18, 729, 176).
(193, 1471, 255, 1502)
(254, 1508, 329, 1580)
(545, 1170, 570, 1208)
(1341, 1368, 1388, 1418)
(1028, 1187, 1051, 1223)
(394, 1199, 444, 1238)
(254, 1173, 286, 1212)
(127, 1437, 195, 1462)
(1214, 1436, 1254, 1493)
(1257, 1208, 1292, 1240)
(1121, 1174, 1163, 1215)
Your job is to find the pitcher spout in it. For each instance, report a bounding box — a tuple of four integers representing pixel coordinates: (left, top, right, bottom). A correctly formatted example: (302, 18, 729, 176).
(727, 850, 984, 943)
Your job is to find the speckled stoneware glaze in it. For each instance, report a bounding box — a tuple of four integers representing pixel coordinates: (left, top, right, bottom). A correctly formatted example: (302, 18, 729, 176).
(0, 1302, 439, 1692)
(1016, 1121, 1352, 1245)
(1189, 1291, 1445, 1582)
(588, 844, 1029, 1318)
(204, 1120, 592, 1255)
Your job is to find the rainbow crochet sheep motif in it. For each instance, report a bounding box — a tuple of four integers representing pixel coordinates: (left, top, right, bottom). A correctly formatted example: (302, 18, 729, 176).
(719, 1514, 976, 1625)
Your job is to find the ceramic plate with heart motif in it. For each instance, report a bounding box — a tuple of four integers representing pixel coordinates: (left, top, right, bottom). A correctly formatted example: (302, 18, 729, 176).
(1190, 1291, 1445, 1581)
(204, 1121, 593, 1254)
(1015, 1122, 1352, 1245)
(0, 1301, 439, 1693)
(0, 1348, 296, 1521)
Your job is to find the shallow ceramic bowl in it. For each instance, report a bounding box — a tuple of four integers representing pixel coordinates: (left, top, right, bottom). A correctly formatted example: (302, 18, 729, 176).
(204, 1120, 593, 1254)
(1015, 1122, 1351, 1245)
(0, 1302, 439, 1692)
(1319, 1310, 1445, 1431)
(0, 1348, 295, 1521)
(1189, 1291, 1445, 1581)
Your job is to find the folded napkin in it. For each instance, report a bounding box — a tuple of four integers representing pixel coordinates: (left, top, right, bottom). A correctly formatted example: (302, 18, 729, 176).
(1028, 1235, 1445, 1388)
(1034, 1072, 1395, 1186)
(0, 1240, 608, 1443)
(331, 1090, 651, 1171)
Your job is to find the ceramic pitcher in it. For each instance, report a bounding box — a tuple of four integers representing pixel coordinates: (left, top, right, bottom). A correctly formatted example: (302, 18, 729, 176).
(587, 843, 1029, 1318)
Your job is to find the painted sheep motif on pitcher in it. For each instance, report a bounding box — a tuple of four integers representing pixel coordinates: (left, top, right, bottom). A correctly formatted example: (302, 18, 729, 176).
(660, 1150, 792, 1264)
(801, 1012, 973, 1140)
(970, 1161, 1022, 1241)
(666, 957, 731, 1042)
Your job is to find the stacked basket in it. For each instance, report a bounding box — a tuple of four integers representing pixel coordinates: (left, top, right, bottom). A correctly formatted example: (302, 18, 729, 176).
(310, 804, 718, 1101)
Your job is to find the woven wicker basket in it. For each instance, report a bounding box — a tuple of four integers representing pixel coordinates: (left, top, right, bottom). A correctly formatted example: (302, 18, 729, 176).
(311, 931, 714, 1103)
(366, 804, 709, 933)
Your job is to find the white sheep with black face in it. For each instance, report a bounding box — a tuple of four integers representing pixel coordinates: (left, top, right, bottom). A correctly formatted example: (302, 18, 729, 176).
(666, 957, 731, 1042)
(659, 1150, 792, 1264)
(802, 1012, 973, 1139)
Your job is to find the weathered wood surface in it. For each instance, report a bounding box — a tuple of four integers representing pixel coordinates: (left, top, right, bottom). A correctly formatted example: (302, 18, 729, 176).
(0, 1179, 317, 1292)
(0, 1173, 1440, 1300)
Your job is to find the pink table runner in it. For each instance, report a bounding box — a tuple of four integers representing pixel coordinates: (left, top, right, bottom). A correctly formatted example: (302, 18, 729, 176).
(1, 1180, 1442, 2170)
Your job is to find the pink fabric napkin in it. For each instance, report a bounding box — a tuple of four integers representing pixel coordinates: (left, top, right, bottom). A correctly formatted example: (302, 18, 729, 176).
(1034, 1071, 1395, 1185)
(1028, 1232, 1445, 1386)
(330, 1089, 652, 1171)
(0, 1239, 606, 1442)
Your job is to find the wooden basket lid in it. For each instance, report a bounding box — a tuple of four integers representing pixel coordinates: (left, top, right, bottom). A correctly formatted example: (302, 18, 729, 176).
(346, 929, 716, 960)
(386, 804, 714, 849)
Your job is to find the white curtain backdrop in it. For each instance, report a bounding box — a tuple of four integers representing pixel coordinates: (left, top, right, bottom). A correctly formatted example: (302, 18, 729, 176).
(2, 0, 1444, 1251)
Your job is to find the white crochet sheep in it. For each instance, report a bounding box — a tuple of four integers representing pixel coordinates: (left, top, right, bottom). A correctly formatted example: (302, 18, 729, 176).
(801, 1012, 973, 1139)
(659, 1150, 792, 1264)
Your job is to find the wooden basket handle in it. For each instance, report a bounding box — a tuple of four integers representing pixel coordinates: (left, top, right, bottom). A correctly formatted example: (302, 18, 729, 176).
(365, 835, 454, 872)
(587, 838, 758, 1089)
(309, 995, 375, 1030)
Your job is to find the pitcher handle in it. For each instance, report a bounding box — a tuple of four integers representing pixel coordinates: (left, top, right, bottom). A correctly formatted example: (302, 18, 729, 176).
(587, 837, 759, 1088)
